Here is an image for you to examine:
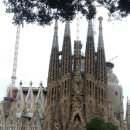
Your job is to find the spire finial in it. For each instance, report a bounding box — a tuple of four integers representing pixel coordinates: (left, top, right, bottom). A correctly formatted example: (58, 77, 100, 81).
(64, 21, 70, 37)
(40, 81, 43, 87)
(98, 16, 104, 49)
(19, 80, 22, 86)
(98, 16, 103, 22)
(52, 17, 58, 48)
(98, 16, 103, 30)
(54, 16, 58, 30)
(30, 81, 33, 86)
(87, 20, 93, 37)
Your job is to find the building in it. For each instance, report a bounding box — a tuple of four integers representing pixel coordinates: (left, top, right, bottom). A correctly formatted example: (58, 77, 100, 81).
(126, 98, 130, 130)
(0, 101, 3, 116)
(106, 62, 124, 130)
(0, 81, 47, 130)
(43, 16, 108, 130)
(0, 16, 114, 130)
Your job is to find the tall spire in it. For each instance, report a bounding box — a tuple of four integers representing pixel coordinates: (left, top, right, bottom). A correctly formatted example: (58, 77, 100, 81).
(87, 20, 93, 37)
(52, 19, 58, 49)
(61, 21, 72, 76)
(96, 16, 107, 83)
(98, 16, 104, 49)
(48, 18, 59, 83)
(64, 21, 70, 37)
(84, 19, 95, 76)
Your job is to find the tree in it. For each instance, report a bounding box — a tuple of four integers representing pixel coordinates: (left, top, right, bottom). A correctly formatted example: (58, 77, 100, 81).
(98, 0, 130, 20)
(3, 0, 130, 26)
(85, 117, 106, 130)
(85, 117, 118, 130)
(106, 122, 118, 130)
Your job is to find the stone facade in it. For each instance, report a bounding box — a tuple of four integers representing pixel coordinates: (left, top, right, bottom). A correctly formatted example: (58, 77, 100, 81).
(0, 17, 110, 130)
(43, 17, 108, 130)
(106, 62, 124, 130)
(126, 98, 130, 130)
(0, 81, 47, 130)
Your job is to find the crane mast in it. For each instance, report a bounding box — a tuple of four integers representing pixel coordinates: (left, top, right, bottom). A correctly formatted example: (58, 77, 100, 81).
(11, 25, 20, 87)
(73, 0, 82, 72)
(76, 0, 80, 41)
(108, 56, 118, 62)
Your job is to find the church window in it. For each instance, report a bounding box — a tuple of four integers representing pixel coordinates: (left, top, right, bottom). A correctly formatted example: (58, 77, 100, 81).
(83, 104, 85, 113)
(90, 81, 92, 96)
(64, 81, 67, 96)
(54, 87, 56, 101)
(74, 114, 81, 124)
(52, 88, 54, 101)
(95, 86, 97, 100)
(115, 91, 118, 96)
(68, 80, 69, 90)
(98, 88, 100, 102)
(62, 82, 64, 97)
(101, 88, 103, 96)
(65, 62, 67, 74)
(93, 83, 95, 97)
(58, 85, 61, 98)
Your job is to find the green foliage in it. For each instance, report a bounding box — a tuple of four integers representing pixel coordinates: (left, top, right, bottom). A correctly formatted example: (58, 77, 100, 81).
(85, 117, 118, 130)
(97, 0, 130, 19)
(85, 117, 106, 130)
(3, 0, 96, 25)
(106, 122, 118, 130)
(3, 0, 130, 26)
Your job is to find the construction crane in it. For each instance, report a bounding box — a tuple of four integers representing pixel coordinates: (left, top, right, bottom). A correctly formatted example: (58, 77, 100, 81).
(72, 0, 81, 41)
(73, 0, 83, 71)
(7, 25, 20, 97)
(76, 0, 80, 41)
(108, 55, 118, 62)
(11, 25, 20, 87)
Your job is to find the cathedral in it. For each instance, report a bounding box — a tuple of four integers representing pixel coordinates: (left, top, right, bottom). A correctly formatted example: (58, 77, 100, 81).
(0, 16, 124, 130)
(43, 16, 108, 130)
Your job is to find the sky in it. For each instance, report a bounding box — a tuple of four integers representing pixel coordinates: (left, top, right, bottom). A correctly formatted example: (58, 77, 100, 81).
(0, 1, 130, 115)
